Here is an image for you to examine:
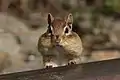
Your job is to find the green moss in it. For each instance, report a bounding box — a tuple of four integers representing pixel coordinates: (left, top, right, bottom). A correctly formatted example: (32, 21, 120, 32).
(102, 0, 120, 15)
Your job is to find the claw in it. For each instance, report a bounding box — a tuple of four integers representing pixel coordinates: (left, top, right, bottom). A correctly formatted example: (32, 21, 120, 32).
(44, 62, 58, 68)
(46, 65, 53, 68)
(68, 61, 76, 65)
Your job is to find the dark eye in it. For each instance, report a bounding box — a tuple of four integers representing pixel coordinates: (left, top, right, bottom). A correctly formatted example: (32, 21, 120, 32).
(48, 27, 52, 33)
(65, 27, 69, 34)
(69, 25, 71, 29)
(48, 24, 54, 33)
(47, 25, 52, 33)
(68, 23, 72, 29)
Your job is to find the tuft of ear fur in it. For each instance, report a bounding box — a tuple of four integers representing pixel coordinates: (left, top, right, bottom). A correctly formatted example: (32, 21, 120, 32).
(48, 13, 54, 25)
(65, 13, 73, 24)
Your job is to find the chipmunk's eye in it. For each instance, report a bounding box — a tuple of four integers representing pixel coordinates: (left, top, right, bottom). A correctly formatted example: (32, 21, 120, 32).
(69, 25, 71, 29)
(48, 27, 52, 34)
(65, 27, 69, 34)
(48, 26, 50, 32)
(68, 24, 72, 29)
(48, 25, 53, 34)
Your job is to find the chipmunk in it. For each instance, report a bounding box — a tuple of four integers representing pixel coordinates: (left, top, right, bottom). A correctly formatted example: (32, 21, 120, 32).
(38, 13, 83, 68)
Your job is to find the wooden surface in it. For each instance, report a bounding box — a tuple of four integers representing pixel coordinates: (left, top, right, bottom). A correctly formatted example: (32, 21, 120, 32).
(0, 58, 120, 80)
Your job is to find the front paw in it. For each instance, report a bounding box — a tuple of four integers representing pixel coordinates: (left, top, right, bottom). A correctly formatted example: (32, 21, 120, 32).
(68, 58, 80, 65)
(68, 60, 76, 65)
(44, 62, 58, 68)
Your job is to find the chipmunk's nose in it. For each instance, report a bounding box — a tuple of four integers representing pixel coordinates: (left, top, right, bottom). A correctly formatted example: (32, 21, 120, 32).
(55, 35, 60, 43)
(56, 35, 59, 39)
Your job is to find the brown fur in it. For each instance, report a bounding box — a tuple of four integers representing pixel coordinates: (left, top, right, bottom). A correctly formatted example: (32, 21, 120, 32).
(0, 52, 11, 72)
(38, 13, 83, 67)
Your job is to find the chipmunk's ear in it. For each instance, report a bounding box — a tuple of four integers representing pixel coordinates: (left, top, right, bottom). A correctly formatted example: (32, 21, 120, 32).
(48, 13, 54, 25)
(65, 13, 73, 24)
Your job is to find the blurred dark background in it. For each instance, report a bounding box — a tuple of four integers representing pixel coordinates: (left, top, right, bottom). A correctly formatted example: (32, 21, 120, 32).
(0, 0, 120, 74)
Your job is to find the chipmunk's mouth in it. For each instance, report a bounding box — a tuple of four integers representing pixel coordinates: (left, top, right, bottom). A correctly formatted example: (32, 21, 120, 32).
(54, 38, 61, 44)
(52, 35, 62, 46)
(55, 41, 60, 46)
(54, 40, 62, 47)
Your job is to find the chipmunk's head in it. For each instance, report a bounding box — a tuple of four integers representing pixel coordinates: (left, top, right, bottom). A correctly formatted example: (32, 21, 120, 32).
(47, 13, 73, 43)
